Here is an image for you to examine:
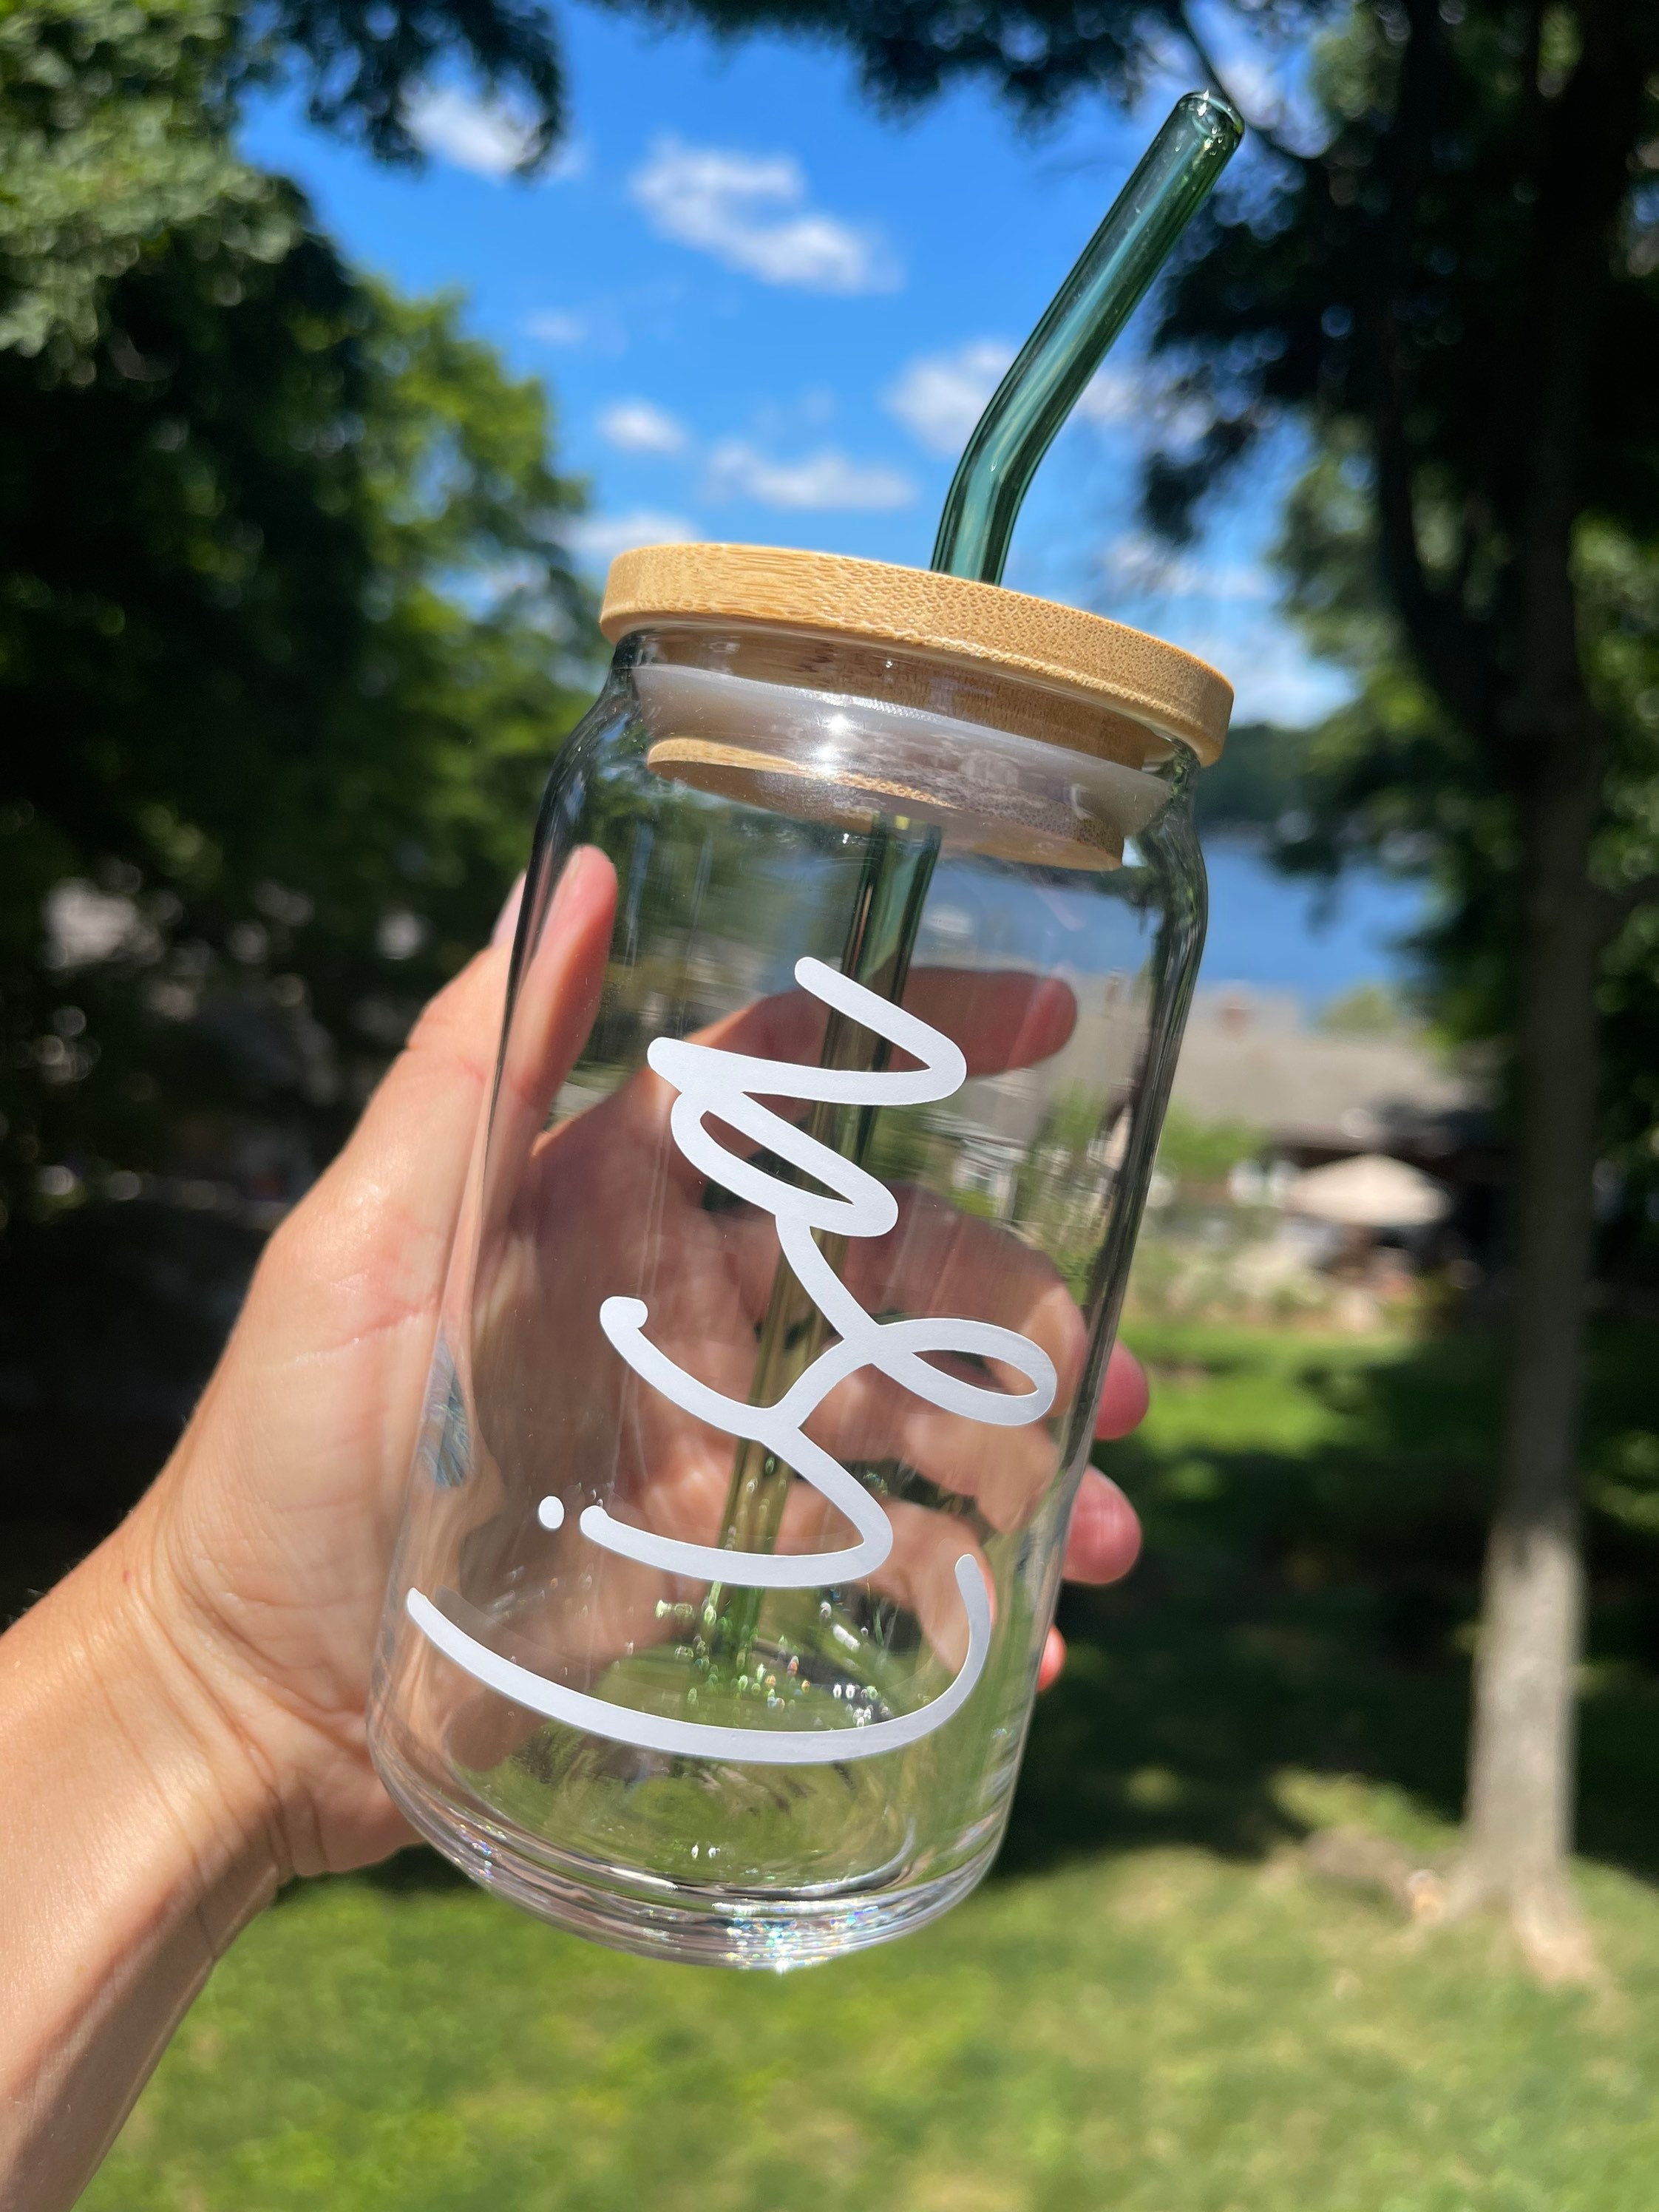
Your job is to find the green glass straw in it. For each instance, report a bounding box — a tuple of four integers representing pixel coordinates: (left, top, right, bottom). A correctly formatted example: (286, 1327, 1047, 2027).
(934, 89, 1243, 586)
(703, 92, 1243, 1672)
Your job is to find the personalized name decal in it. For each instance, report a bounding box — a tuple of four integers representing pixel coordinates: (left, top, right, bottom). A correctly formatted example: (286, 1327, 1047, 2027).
(408, 956, 1057, 1763)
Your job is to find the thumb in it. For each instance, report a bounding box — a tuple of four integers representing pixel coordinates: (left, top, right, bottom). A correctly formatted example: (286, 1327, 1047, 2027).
(246, 848, 616, 1363)
(484, 847, 619, 1224)
(239, 940, 512, 1366)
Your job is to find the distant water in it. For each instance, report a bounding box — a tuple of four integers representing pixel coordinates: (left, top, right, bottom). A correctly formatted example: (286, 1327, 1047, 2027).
(914, 834, 1426, 1008)
(1201, 837, 1425, 1003)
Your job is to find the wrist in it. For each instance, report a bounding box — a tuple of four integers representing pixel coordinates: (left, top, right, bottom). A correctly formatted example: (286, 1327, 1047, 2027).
(0, 1512, 286, 1944)
(122, 1434, 412, 1883)
(0, 1519, 282, 2205)
(89, 1502, 291, 1900)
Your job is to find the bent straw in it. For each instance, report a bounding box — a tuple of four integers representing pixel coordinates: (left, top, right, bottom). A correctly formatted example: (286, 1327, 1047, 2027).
(934, 89, 1242, 587)
(705, 93, 1243, 1671)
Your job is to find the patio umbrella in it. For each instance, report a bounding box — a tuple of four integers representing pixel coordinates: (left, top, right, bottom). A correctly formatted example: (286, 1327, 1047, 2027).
(1283, 1153, 1451, 1229)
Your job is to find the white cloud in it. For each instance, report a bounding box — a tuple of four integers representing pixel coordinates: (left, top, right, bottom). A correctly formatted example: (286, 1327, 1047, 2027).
(1184, 623, 1354, 726)
(707, 441, 915, 511)
(1099, 532, 1273, 605)
(408, 87, 584, 181)
(560, 509, 698, 570)
(1073, 364, 1147, 427)
(523, 301, 627, 355)
(884, 340, 1015, 457)
(628, 138, 900, 294)
(1090, 537, 1348, 725)
(524, 309, 588, 346)
(409, 87, 538, 177)
(598, 399, 689, 456)
(886, 343, 1152, 455)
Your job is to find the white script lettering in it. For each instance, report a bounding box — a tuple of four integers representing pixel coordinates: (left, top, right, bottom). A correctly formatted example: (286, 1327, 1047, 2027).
(409, 956, 1056, 1762)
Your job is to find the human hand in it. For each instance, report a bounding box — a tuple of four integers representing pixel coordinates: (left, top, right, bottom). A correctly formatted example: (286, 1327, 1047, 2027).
(126, 849, 1144, 1887)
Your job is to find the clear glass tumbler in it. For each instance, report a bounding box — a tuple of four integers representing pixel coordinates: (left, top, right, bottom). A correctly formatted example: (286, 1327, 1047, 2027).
(367, 545, 1230, 1967)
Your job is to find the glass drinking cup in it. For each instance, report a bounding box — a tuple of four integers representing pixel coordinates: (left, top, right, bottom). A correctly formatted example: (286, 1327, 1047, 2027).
(367, 545, 1231, 1967)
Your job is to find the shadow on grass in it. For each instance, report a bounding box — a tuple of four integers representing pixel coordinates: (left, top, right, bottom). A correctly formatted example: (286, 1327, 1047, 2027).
(355, 1847, 474, 1896)
(1002, 1320, 1659, 1887)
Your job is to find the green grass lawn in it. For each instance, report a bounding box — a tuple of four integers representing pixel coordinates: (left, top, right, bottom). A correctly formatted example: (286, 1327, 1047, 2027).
(92, 1320, 1659, 2212)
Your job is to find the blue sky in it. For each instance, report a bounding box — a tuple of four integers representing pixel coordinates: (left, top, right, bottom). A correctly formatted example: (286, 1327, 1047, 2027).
(242, 4, 1353, 730)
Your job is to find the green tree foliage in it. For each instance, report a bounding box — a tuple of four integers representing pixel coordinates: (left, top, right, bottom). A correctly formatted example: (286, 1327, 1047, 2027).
(0, 0, 255, 358)
(1316, 980, 1407, 1035)
(1190, 719, 1312, 835)
(1272, 446, 1659, 1235)
(1, 0, 593, 1482)
(1156, 1105, 1265, 1186)
(600, 0, 1178, 116)
(0, 0, 566, 367)
(248, 0, 563, 164)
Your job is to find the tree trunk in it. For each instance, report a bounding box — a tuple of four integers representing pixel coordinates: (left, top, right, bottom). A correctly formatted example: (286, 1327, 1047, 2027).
(1445, 727, 1604, 1980)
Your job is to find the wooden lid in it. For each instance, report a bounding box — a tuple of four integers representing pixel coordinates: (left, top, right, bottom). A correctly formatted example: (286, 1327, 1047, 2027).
(600, 542, 1232, 764)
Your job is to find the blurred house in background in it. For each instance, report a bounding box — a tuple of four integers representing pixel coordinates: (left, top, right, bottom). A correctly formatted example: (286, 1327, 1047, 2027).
(1130, 985, 1500, 1326)
(1171, 988, 1492, 1185)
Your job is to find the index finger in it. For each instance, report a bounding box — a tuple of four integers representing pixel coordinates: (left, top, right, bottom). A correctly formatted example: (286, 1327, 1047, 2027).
(484, 847, 620, 1230)
(689, 963, 1077, 1081)
(906, 966, 1076, 1076)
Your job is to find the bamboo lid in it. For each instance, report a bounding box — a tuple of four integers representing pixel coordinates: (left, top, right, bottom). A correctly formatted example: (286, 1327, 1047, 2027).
(600, 542, 1232, 764)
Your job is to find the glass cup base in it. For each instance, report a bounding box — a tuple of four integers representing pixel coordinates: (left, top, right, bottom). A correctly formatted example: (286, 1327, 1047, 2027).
(371, 1721, 997, 1971)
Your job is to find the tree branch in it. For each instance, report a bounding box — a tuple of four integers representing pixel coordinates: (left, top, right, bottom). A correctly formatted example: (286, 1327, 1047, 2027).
(1368, 348, 1496, 742)
(1365, 0, 1500, 744)
(1502, 0, 1645, 750)
(1171, 4, 1311, 169)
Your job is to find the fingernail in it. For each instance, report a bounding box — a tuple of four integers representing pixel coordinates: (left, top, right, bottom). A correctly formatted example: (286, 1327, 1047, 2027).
(491, 872, 526, 947)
